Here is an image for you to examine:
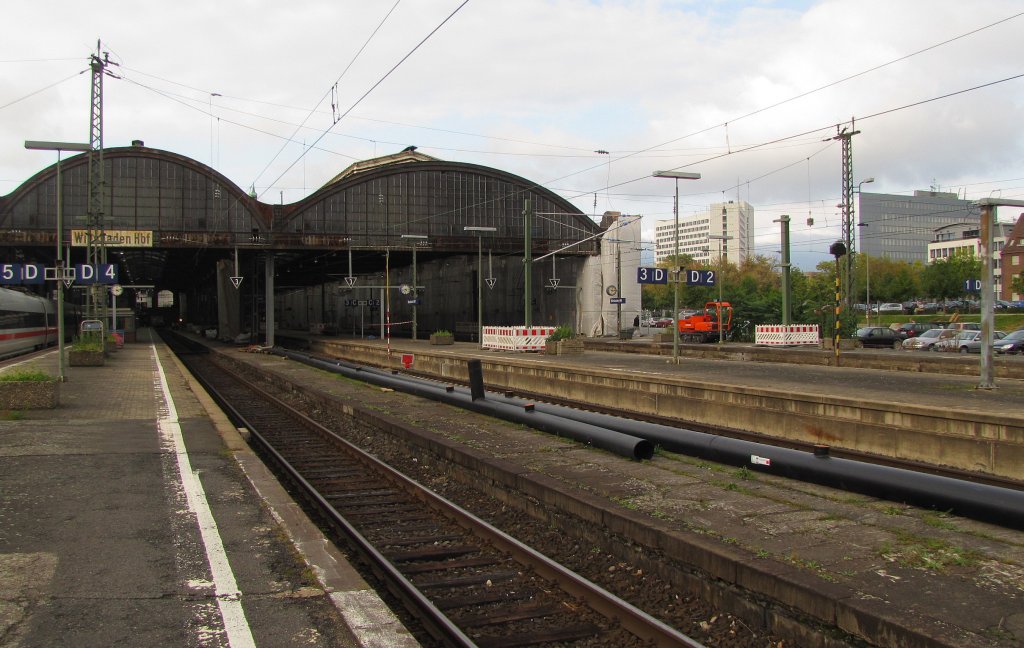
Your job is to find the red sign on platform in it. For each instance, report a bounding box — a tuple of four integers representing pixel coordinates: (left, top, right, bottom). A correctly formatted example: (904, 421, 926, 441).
(401, 354, 414, 369)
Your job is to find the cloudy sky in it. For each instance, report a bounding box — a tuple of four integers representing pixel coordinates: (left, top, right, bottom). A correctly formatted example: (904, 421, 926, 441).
(3, 0, 1023, 268)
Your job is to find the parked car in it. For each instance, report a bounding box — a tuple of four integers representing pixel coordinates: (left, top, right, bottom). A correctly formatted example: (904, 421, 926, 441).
(895, 321, 942, 340)
(946, 322, 981, 332)
(854, 326, 902, 349)
(935, 330, 1006, 353)
(994, 329, 1024, 354)
(902, 328, 956, 350)
(877, 303, 904, 314)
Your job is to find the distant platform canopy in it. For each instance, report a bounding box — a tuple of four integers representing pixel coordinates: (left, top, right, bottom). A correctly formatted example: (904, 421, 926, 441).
(0, 143, 602, 290)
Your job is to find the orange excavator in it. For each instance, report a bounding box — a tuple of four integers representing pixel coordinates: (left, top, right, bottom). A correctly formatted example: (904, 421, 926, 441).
(678, 301, 733, 343)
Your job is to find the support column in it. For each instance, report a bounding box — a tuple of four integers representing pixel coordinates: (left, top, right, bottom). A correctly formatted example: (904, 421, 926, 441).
(264, 254, 275, 347)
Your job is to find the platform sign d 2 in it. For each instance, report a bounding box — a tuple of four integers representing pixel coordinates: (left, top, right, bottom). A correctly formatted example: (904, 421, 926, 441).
(686, 269, 716, 286)
(636, 267, 667, 285)
(964, 278, 981, 292)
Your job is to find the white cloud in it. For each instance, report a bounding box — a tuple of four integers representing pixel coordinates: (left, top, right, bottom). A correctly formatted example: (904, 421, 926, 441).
(3, 0, 1023, 268)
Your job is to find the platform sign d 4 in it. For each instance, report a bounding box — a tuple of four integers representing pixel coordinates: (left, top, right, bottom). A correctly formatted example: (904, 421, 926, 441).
(75, 263, 119, 284)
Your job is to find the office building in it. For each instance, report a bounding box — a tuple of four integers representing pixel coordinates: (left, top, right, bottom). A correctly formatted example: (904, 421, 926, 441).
(654, 200, 752, 266)
(858, 190, 976, 262)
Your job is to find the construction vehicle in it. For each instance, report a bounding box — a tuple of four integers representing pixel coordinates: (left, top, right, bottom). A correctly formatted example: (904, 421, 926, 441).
(678, 301, 733, 343)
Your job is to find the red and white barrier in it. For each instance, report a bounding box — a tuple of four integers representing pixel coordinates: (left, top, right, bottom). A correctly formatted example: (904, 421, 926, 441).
(754, 324, 820, 346)
(482, 325, 557, 352)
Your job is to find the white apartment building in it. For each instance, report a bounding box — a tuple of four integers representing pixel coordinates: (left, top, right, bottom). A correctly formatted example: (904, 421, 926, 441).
(926, 221, 1012, 297)
(654, 200, 753, 266)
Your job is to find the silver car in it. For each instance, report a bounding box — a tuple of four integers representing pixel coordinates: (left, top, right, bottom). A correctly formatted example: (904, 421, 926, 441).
(902, 328, 955, 351)
(937, 330, 1006, 353)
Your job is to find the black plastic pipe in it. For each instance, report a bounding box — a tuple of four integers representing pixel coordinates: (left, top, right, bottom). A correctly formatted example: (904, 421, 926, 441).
(274, 349, 654, 461)
(271, 349, 1023, 529)
(470, 388, 1024, 529)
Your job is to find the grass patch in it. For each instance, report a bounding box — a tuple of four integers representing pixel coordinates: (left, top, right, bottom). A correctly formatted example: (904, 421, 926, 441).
(880, 531, 981, 572)
(1, 410, 25, 420)
(0, 368, 53, 382)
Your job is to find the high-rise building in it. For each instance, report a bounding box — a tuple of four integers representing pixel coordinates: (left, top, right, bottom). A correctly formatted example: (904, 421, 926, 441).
(654, 200, 753, 266)
(857, 190, 976, 262)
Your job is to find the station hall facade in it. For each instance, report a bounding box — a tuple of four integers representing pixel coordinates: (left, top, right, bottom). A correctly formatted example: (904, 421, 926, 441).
(1, 144, 641, 341)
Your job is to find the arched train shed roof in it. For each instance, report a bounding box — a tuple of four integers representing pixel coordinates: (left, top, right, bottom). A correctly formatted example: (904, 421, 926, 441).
(0, 144, 602, 288)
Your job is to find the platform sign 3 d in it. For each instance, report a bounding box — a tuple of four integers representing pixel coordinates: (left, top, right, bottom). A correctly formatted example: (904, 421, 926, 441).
(636, 267, 667, 284)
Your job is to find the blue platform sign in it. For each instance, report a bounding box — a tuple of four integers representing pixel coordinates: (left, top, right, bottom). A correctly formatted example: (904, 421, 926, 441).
(686, 269, 716, 286)
(75, 263, 119, 284)
(964, 278, 981, 292)
(610, 297, 626, 304)
(0, 263, 45, 285)
(636, 267, 667, 285)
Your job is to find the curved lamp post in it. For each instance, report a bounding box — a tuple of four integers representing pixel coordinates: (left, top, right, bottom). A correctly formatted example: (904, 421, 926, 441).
(653, 170, 701, 363)
(25, 140, 91, 383)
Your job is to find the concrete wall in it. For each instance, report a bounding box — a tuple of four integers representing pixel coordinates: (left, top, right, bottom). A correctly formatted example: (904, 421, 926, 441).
(309, 339, 1023, 481)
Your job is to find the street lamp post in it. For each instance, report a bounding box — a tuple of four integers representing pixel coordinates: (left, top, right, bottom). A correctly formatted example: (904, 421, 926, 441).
(858, 223, 870, 324)
(708, 234, 733, 343)
(855, 177, 874, 323)
(973, 197, 1024, 389)
(25, 140, 91, 383)
(464, 226, 496, 348)
(653, 171, 701, 363)
(400, 234, 428, 340)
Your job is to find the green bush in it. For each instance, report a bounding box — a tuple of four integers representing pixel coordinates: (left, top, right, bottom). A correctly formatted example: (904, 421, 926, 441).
(71, 337, 104, 352)
(546, 325, 575, 342)
(0, 368, 53, 382)
(432, 329, 452, 336)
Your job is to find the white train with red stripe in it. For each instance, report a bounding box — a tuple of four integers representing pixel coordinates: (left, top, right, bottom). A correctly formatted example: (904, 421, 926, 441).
(0, 287, 59, 359)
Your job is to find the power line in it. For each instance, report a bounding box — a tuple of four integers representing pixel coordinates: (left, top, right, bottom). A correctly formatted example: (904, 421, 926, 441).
(258, 0, 471, 200)
(250, 0, 403, 189)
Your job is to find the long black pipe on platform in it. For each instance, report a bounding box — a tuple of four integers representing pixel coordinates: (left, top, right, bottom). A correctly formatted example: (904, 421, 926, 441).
(273, 349, 654, 461)
(282, 350, 1023, 530)
(482, 387, 1024, 530)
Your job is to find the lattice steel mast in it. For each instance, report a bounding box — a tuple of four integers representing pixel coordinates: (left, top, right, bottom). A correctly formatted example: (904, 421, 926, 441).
(832, 120, 860, 311)
(86, 41, 107, 317)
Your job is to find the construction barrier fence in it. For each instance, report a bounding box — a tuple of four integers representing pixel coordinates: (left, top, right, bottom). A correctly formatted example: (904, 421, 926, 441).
(482, 325, 556, 352)
(754, 324, 820, 346)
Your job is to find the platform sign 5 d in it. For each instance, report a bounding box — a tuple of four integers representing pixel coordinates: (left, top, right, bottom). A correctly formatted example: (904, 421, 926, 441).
(0, 263, 45, 285)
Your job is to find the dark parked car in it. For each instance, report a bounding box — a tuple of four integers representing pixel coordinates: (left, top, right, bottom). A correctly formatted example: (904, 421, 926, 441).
(854, 326, 902, 349)
(994, 329, 1024, 354)
(895, 321, 942, 340)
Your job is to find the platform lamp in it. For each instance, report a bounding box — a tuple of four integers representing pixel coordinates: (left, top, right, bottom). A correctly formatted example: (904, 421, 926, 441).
(855, 177, 874, 322)
(464, 226, 496, 348)
(653, 170, 701, 363)
(400, 234, 427, 340)
(25, 140, 91, 383)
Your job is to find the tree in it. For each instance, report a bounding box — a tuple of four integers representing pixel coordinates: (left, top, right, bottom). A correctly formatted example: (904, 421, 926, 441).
(920, 250, 981, 302)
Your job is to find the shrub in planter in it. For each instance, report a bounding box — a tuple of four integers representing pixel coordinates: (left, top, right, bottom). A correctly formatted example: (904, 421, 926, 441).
(545, 326, 584, 355)
(429, 329, 454, 345)
(69, 337, 105, 366)
(0, 368, 59, 409)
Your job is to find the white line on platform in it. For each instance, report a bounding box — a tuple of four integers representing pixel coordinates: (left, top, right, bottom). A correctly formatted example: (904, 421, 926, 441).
(152, 344, 256, 648)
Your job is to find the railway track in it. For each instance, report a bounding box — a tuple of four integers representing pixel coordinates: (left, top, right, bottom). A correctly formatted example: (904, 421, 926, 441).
(164, 334, 704, 648)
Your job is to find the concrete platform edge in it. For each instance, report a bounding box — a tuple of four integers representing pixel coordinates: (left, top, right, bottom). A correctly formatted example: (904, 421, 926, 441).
(163, 347, 419, 648)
